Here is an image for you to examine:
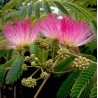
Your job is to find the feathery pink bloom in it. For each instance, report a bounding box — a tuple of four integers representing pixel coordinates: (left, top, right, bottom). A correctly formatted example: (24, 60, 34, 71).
(41, 14, 95, 47)
(41, 14, 61, 40)
(2, 19, 40, 49)
(59, 16, 95, 47)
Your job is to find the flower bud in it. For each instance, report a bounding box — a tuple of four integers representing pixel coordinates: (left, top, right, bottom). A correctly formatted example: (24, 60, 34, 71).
(22, 64, 28, 71)
(31, 61, 37, 67)
(46, 59, 53, 67)
(40, 71, 48, 78)
(25, 56, 31, 62)
(31, 54, 35, 59)
(35, 37, 42, 44)
(73, 56, 90, 69)
(21, 77, 37, 88)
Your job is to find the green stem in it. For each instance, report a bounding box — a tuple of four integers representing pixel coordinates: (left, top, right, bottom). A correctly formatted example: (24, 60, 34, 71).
(47, 67, 76, 74)
(40, 48, 46, 67)
(30, 68, 40, 77)
(51, 57, 61, 69)
(36, 77, 43, 81)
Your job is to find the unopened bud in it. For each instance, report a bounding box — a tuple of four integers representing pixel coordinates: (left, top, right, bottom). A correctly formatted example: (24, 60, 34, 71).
(40, 71, 48, 78)
(22, 64, 28, 71)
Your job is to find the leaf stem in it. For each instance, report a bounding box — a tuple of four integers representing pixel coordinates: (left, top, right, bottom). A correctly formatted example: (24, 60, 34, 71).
(47, 67, 76, 74)
(30, 68, 40, 77)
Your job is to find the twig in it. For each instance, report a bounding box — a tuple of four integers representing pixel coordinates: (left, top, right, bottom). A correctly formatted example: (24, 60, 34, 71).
(34, 73, 51, 98)
(47, 67, 75, 74)
(31, 68, 40, 77)
(14, 86, 16, 98)
(0, 89, 1, 98)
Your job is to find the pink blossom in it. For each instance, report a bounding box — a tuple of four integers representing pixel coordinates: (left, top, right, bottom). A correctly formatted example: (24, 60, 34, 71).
(41, 14, 62, 40)
(2, 19, 40, 49)
(41, 14, 95, 47)
(59, 16, 95, 47)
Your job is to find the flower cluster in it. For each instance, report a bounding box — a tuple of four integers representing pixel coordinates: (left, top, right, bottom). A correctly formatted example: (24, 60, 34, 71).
(2, 14, 95, 50)
(41, 14, 95, 47)
(2, 19, 40, 50)
(40, 71, 48, 78)
(73, 56, 90, 69)
(22, 64, 28, 71)
(21, 77, 37, 88)
(57, 48, 70, 59)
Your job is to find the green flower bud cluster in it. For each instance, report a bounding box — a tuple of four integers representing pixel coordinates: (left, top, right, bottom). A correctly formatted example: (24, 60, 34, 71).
(40, 41, 49, 49)
(34, 37, 42, 44)
(21, 77, 37, 88)
(22, 64, 28, 71)
(46, 59, 53, 67)
(31, 54, 39, 67)
(40, 71, 48, 78)
(24, 54, 39, 67)
(57, 48, 69, 59)
(73, 56, 90, 69)
(24, 56, 32, 62)
(15, 45, 29, 53)
(35, 37, 49, 49)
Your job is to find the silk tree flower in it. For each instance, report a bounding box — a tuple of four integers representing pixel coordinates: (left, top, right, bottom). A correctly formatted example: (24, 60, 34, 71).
(59, 16, 95, 47)
(41, 14, 95, 47)
(2, 19, 40, 49)
(41, 14, 62, 40)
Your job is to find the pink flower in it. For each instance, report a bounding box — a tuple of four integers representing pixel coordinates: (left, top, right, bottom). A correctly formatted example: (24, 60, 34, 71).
(59, 16, 95, 47)
(41, 14, 95, 47)
(41, 14, 61, 40)
(2, 19, 40, 49)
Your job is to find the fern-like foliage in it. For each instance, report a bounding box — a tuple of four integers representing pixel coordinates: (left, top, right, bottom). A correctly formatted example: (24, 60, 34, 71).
(2, 58, 15, 68)
(54, 56, 75, 76)
(30, 44, 40, 58)
(70, 63, 97, 98)
(0, 66, 6, 87)
(57, 69, 81, 98)
(79, 78, 94, 98)
(6, 58, 23, 84)
(90, 84, 97, 98)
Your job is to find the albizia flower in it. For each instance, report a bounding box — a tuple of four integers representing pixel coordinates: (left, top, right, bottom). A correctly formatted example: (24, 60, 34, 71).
(2, 19, 40, 49)
(41, 14, 61, 40)
(41, 14, 95, 47)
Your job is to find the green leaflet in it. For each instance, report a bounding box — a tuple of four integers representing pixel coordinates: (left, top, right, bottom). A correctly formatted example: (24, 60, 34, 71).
(90, 19, 97, 34)
(42, 0, 51, 15)
(2, 0, 17, 11)
(2, 58, 15, 68)
(19, 6, 27, 18)
(53, 1, 69, 15)
(65, 2, 95, 20)
(79, 78, 94, 98)
(90, 84, 97, 98)
(28, 3, 33, 17)
(16, 0, 23, 7)
(54, 56, 75, 77)
(34, 1, 40, 19)
(70, 63, 97, 98)
(30, 44, 40, 58)
(0, 66, 6, 87)
(6, 58, 23, 84)
(57, 69, 81, 98)
(0, 50, 8, 58)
